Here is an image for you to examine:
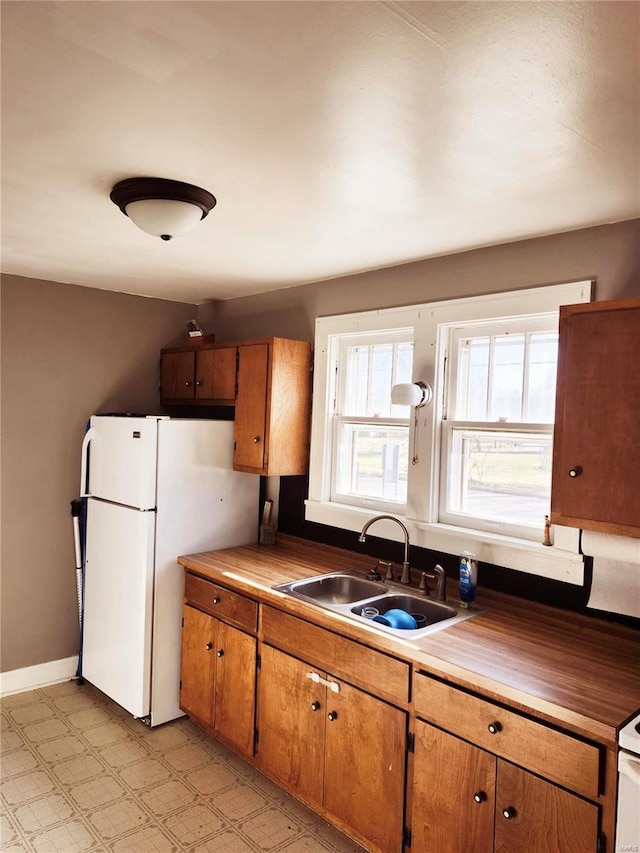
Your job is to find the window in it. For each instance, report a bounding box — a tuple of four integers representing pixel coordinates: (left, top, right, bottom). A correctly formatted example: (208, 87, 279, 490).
(307, 282, 591, 582)
(332, 332, 413, 510)
(440, 317, 559, 539)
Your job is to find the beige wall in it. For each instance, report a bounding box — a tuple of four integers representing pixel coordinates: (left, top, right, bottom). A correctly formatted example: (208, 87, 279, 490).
(200, 220, 640, 342)
(2, 219, 639, 675)
(1, 275, 196, 673)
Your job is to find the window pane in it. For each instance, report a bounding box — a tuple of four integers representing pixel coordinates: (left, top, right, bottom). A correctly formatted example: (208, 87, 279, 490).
(526, 332, 558, 422)
(335, 423, 409, 503)
(343, 341, 413, 418)
(457, 337, 489, 420)
(370, 345, 393, 417)
(446, 429, 552, 527)
(489, 335, 524, 421)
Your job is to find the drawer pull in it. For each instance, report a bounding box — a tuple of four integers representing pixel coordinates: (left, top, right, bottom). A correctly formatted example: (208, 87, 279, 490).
(217, 649, 224, 658)
(205, 643, 212, 651)
(502, 807, 517, 820)
(487, 721, 502, 734)
(328, 711, 338, 722)
(311, 702, 321, 712)
(473, 791, 487, 804)
(212, 596, 221, 605)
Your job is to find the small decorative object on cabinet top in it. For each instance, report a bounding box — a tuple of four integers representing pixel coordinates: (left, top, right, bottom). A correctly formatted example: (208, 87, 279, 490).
(185, 319, 215, 346)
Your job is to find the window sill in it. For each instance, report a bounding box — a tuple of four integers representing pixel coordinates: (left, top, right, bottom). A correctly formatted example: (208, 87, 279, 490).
(304, 500, 584, 585)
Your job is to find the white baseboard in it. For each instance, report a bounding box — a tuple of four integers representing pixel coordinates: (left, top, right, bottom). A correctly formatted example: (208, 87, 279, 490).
(0, 656, 78, 697)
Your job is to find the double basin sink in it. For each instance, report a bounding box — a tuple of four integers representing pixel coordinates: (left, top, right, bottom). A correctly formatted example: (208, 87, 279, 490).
(273, 570, 478, 640)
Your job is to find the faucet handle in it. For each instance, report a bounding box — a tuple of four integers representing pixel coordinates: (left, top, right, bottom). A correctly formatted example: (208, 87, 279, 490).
(378, 560, 394, 581)
(418, 571, 429, 592)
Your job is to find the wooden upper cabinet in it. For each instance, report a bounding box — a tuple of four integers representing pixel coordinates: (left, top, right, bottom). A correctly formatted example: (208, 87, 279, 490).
(551, 297, 640, 537)
(160, 337, 312, 476)
(234, 343, 269, 472)
(234, 338, 312, 476)
(160, 346, 236, 404)
(195, 347, 237, 402)
(160, 350, 197, 400)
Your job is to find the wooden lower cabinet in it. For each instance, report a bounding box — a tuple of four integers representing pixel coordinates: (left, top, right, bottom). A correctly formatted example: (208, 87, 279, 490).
(412, 721, 600, 853)
(180, 604, 256, 757)
(256, 644, 407, 853)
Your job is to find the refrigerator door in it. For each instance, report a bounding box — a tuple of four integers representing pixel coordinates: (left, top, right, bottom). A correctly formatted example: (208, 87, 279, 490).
(85, 416, 158, 509)
(151, 419, 259, 726)
(82, 498, 156, 719)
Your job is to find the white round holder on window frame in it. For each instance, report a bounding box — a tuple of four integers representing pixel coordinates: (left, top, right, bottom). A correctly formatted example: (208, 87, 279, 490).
(391, 381, 433, 465)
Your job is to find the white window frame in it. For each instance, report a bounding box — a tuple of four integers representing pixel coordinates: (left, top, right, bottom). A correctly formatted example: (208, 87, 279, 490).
(439, 314, 559, 539)
(307, 281, 592, 584)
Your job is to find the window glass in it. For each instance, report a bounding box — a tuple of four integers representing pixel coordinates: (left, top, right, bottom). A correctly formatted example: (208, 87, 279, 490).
(445, 429, 552, 526)
(335, 423, 409, 503)
(333, 334, 413, 509)
(443, 320, 559, 535)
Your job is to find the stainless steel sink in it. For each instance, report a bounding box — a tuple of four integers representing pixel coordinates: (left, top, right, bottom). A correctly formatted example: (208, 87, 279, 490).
(273, 571, 478, 639)
(352, 594, 458, 625)
(277, 572, 385, 605)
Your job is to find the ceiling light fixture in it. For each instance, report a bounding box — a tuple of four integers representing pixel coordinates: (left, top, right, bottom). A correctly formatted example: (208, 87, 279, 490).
(110, 177, 216, 241)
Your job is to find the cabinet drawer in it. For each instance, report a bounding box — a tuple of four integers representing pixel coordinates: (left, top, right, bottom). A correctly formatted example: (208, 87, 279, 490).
(413, 673, 601, 799)
(262, 606, 409, 704)
(184, 573, 258, 632)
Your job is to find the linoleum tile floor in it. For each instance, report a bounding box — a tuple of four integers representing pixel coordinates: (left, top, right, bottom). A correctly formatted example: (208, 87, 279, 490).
(1, 681, 367, 853)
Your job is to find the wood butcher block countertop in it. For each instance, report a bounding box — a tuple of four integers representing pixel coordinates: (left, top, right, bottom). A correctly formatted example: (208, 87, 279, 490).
(178, 535, 640, 749)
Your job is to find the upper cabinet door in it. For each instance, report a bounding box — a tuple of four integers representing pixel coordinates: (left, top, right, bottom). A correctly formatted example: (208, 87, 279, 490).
(234, 343, 269, 471)
(551, 297, 640, 537)
(195, 347, 237, 402)
(160, 351, 196, 400)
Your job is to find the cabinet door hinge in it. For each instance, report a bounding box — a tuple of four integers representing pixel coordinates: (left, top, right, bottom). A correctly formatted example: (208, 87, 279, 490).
(403, 826, 412, 848)
(179, 680, 182, 691)
(597, 832, 606, 853)
(406, 731, 415, 753)
(256, 652, 261, 670)
(181, 617, 184, 628)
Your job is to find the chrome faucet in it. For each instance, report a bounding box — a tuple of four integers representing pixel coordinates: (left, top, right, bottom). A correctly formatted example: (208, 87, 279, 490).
(358, 515, 412, 585)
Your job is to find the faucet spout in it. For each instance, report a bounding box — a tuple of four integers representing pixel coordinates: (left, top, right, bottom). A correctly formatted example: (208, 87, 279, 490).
(358, 515, 412, 585)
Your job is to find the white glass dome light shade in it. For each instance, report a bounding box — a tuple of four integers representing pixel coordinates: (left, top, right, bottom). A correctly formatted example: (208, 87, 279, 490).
(391, 381, 433, 407)
(109, 177, 217, 241)
(124, 198, 205, 240)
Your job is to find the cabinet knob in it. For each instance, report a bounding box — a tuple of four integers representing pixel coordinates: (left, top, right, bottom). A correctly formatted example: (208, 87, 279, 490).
(205, 643, 212, 651)
(185, 381, 192, 387)
(568, 466, 583, 478)
(473, 791, 487, 804)
(487, 722, 502, 734)
(195, 380, 202, 387)
(217, 649, 224, 658)
(327, 711, 338, 722)
(212, 596, 221, 605)
(253, 436, 261, 444)
(311, 702, 321, 712)
(502, 807, 517, 820)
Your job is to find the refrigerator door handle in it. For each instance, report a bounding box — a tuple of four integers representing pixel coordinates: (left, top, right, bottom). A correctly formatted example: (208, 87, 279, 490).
(80, 427, 96, 497)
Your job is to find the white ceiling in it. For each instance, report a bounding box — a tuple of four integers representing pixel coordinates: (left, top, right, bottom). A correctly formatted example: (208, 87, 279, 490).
(2, 1, 639, 304)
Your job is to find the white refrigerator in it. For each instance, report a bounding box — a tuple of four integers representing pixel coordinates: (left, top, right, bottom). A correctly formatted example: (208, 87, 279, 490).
(80, 415, 259, 727)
